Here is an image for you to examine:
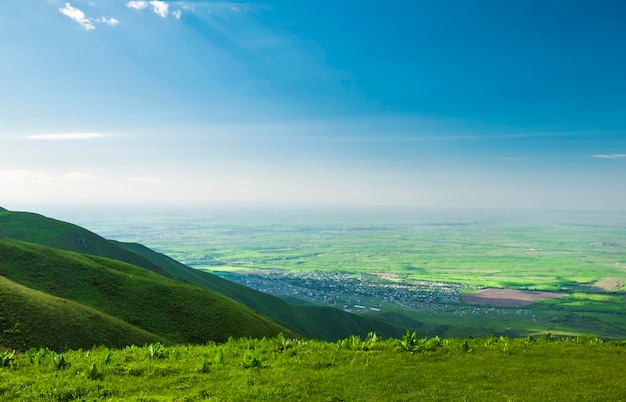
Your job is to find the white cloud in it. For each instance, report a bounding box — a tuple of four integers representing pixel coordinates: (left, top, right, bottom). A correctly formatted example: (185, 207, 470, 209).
(126, 177, 161, 183)
(59, 3, 96, 30)
(0, 170, 100, 182)
(127, 1, 190, 19)
(96, 17, 120, 26)
(592, 154, 626, 159)
(26, 133, 109, 141)
(235, 180, 251, 185)
(150, 1, 169, 18)
(59, 3, 119, 30)
(126, 1, 148, 10)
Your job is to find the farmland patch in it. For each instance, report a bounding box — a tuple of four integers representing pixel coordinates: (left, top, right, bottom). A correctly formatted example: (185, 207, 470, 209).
(462, 289, 566, 307)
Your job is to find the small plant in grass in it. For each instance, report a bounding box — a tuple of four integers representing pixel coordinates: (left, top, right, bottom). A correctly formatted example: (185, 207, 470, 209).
(148, 343, 166, 359)
(398, 330, 419, 352)
(168, 348, 184, 361)
(0, 350, 15, 368)
(25, 348, 47, 365)
(101, 347, 111, 365)
(51, 352, 69, 370)
(242, 351, 267, 369)
(364, 332, 380, 350)
(338, 335, 364, 351)
(84, 363, 103, 380)
(214, 348, 225, 364)
(576, 334, 604, 345)
(198, 358, 211, 373)
(276, 332, 293, 351)
(501, 340, 510, 355)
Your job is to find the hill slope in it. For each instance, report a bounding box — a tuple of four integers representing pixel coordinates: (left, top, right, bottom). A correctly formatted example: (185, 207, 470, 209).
(117, 241, 412, 339)
(0, 209, 173, 279)
(0, 208, 416, 340)
(0, 238, 296, 346)
(0, 276, 165, 351)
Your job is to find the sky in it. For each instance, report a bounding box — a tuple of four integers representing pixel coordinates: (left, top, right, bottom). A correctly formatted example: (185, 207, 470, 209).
(1, 0, 626, 210)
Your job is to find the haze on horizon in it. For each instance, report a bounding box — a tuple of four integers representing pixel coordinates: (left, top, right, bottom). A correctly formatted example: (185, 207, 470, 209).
(1, 1, 625, 211)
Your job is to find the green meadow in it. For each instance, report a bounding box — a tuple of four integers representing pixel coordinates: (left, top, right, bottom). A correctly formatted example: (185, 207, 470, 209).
(1, 334, 625, 401)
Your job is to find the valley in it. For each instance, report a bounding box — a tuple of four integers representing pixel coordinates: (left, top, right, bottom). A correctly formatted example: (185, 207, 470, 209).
(49, 206, 626, 339)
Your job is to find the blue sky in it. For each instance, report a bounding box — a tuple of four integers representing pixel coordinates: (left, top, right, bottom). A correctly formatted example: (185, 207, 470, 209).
(1, 0, 625, 210)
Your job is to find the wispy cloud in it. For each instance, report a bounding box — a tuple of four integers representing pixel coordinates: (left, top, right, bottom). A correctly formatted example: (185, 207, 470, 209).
(96, 17, 120, 26)
(126, 177, 161, 183)
(127, 1, 173, 18)
(59, 3, 119, 30)
(26, 133, 109, 141)
(59, 2, 95, 30)
(0, 170, 100, 182)
(592, 154, 626, 159)
(126, 1, 148, 11)
(235, 180, 251, 185)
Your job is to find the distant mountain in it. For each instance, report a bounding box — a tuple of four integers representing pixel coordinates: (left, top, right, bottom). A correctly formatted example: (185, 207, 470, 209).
(0, 237, 296, 349)
(0, 207, 416, 340)
(0, 275, 165, 351)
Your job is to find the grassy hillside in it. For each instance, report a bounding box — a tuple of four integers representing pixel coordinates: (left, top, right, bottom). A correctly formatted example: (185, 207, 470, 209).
(0, 238, 296, 347)
(118, 241, 413, 339)
(0, 276, 165, 351)
(0, 209, 173, 279)
(0, 334, 624, 401)
(0, 208, 414, 340)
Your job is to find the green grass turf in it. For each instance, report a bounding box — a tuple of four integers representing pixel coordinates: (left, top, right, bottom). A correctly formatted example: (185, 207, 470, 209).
(0, 334, 624, 401)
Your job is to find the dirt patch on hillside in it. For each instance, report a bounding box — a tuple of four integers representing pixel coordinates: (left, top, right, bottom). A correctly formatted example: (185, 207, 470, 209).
(462, 289, 566, 307)
(582, 277, 625, 292)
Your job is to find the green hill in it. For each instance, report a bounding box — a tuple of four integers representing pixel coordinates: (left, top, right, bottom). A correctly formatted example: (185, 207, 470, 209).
(0, 276, 165, 351)
(0, 238, 296, 347)
(116, 241, 412, 340)
(0, 208, 416, 340)
(0, 209, 173, 279)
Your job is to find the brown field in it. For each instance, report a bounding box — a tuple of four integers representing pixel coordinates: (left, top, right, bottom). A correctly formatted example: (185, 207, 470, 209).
(462, 288, 567, 307)
(584, 277, 625, 292)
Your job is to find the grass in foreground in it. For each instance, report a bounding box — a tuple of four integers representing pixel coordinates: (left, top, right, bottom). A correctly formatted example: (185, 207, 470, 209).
(1, 333, 625, 401)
